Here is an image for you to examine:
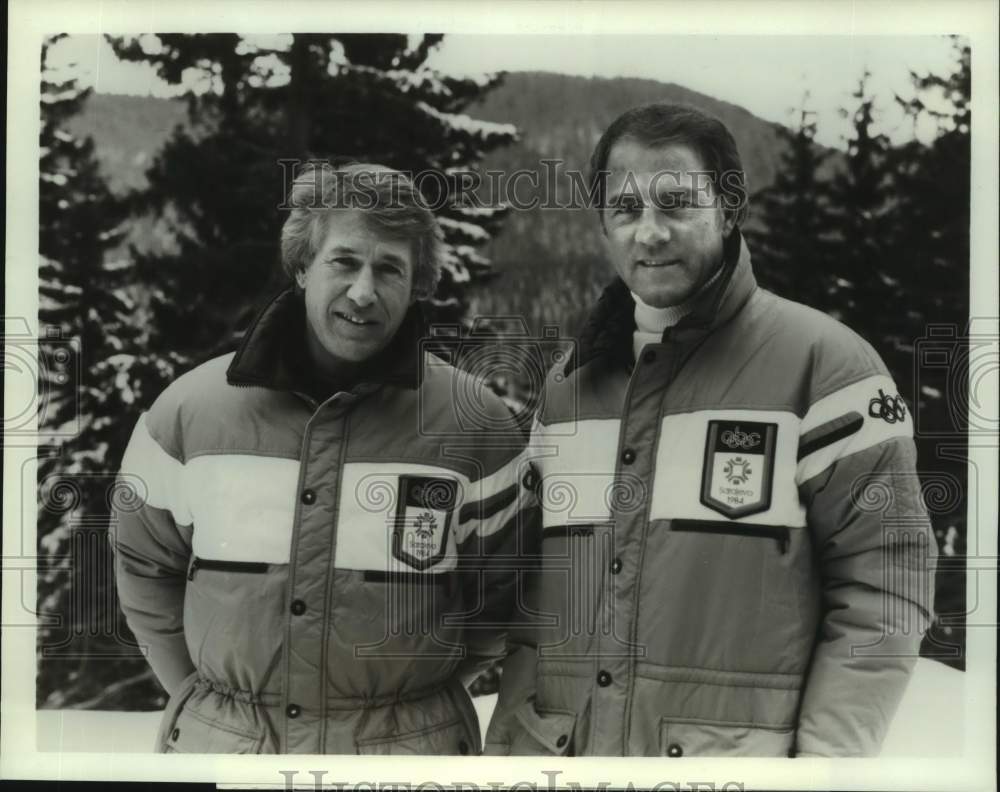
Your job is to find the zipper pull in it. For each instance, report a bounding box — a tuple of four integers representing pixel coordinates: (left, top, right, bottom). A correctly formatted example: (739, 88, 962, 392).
(187, 557, 200, 581)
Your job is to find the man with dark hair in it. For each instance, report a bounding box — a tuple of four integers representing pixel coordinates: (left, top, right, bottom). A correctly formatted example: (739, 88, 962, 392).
(485, 103, 935, 757)
(111, 162, 535, 754)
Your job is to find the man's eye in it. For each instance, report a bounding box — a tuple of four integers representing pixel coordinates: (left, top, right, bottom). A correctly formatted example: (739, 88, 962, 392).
(656, 195, 692, 211)
(329, 257, 358, 267)
(613, 197, 642, 215)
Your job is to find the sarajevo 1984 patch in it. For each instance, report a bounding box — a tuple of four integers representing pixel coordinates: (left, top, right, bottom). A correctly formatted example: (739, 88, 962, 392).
(392, 475, 458, 570)
(700, 420, 778, 518)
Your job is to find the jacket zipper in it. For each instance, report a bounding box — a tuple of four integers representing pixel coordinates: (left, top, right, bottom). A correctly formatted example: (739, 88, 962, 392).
(670, 519, 791, 554)
(187, 556, 271, 581)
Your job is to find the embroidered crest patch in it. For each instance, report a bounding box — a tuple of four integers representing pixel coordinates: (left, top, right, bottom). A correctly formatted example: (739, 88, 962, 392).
(392, 476, 457, 570)
(700, 420, 778, 518)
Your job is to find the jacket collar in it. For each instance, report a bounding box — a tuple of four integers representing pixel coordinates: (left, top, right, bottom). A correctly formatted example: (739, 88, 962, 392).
(565, 230, 756, 376)
(226, 288, 425, 393)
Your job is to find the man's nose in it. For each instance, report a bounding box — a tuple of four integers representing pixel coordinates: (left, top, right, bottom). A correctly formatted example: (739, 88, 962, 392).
(634, 209, 670, 248)
(346, 264, 377, 308)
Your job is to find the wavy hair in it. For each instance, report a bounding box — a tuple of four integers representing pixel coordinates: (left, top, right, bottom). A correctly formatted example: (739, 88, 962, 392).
(280, 161, 444, 300)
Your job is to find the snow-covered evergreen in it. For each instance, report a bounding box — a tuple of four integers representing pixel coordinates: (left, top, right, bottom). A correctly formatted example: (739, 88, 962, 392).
(38, 36, 175, 708)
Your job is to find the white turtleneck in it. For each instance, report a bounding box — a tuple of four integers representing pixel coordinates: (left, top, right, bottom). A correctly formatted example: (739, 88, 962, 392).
(632, 294, 689, 359)
(631, 264, 726, 360)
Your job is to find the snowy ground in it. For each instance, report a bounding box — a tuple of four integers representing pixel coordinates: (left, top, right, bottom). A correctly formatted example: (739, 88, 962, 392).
(35, 658, 963, 755)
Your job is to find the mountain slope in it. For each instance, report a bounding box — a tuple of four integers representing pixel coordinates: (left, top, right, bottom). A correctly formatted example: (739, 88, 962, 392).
(472, 71, 808, 196)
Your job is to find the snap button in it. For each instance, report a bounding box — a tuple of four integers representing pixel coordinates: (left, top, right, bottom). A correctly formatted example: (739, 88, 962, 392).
(290, 599, 306, 616)
(610, 558, 623, 574)
(667, 743, 683, 757)
(286, 703, 301, 718)
(556, 734, 568, 748)
(621, 449, 635, 465)
(642, 350, 656, 364)
(170, 728, 180, 741)
(300, 489, 316, 505)
(597, 670, 612, 687)
(458, 740, 469, 755)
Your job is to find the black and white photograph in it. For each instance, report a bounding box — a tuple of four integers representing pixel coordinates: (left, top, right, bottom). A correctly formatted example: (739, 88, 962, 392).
(2, 1, 997, 790)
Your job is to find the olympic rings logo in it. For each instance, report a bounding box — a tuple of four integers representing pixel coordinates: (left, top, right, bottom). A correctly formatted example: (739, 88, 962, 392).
(720, 426, 761, 449)
(868, 388, 907, 424)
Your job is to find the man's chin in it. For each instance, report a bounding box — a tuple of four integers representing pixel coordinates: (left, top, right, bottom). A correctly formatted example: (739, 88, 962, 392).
(333, 343, 381, 364)
(319, 336, 387, 367)
(624, 272, 693, 308)
(630, 286, 690, 309)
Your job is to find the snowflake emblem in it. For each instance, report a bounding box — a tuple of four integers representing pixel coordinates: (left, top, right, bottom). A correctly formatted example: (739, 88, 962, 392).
(724, 457, 752, 485)
(413, 511, 437, 539)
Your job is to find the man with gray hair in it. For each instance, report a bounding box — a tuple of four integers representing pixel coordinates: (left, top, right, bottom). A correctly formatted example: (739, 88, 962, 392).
(112, 162, 534, 754)
(485, 103, 936, 757)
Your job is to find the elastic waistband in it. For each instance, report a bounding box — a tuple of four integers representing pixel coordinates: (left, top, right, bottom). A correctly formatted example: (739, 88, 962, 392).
(195, 677, 282, 706)
(324, 678, 452, 710)
(195, 676, 453, 710)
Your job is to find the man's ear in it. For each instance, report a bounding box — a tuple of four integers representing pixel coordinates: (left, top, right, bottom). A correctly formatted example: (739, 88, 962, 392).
(295, 268, 307, 290)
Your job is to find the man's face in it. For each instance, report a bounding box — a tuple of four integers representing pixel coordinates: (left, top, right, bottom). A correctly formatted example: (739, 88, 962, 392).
(296, 209, 414, 371)
(601, 138, 734, 308)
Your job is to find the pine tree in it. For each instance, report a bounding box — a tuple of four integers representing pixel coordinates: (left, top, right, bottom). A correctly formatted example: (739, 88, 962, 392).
(827, 72, 897, 331)
(888, 40, 971, 670)
(747, 94, 837, 307)
(37, 36, 178, 707)
(106, 33, 517, 369)
(890, 41, 970, 325)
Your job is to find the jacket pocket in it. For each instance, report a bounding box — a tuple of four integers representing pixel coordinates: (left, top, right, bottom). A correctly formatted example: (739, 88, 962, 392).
(154, 670, 200, 752)
(659, 717, 795, 757)
(508, 701, 577, 756)
(537, 524, 609, 642)
(187, 556, 270, 580)
(670, 520, 790, 554)
(355, 717, 476, 755)
(163, 705, 264, 754)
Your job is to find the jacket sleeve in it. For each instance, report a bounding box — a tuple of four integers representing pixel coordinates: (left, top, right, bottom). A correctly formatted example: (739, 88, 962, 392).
(454, 434, 541, 687)
(482, 417, 573, 756)
(109, 411, 196, 695)
(794, 370, 937, 757)
(482, 513, 566, 756)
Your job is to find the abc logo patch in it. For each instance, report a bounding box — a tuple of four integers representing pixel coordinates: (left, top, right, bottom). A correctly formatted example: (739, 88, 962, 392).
(868, 388, 907, 424)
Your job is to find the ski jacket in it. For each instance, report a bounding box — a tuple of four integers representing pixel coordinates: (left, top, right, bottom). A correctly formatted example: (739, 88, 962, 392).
(484, 233, 936, 757)
(111, 290, 535, 754)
